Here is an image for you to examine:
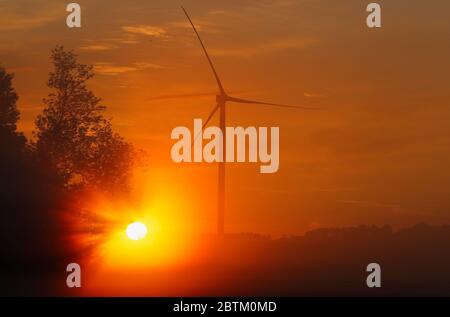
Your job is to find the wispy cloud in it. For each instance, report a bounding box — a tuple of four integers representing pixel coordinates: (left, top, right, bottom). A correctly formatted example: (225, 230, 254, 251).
(80, 44, 118, 51)
(148, 90, 249, 101)
(133, 62, 164, 69)
(0, 7, 59, 31)
(210, 37, 317, 57)
(341, 200, 402, 212)
(80, 33, 140, 51)
(94, 62, 164, 76)
(148, 92, 216, 101)
(304, 92, 324, 98)
(112, 34, 140, 44)
(122, 25, 166, 37)
(167, 19, 223, 35)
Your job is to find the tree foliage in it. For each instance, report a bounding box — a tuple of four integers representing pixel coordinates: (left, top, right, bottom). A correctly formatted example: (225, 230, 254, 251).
(0, 65, 67, 281)
(35, 46, 135, 193)
(0, 67, 26, 151)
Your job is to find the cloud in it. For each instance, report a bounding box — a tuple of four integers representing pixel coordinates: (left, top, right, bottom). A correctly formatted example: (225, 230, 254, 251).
(80, 44, 118, 51)
(339, 199, 432, 217)
(94, 62, 163, 76)
(0, 9, 59, 31)
(113, 35, 140, 44)
(147, 90, 249, 101)
(133, 62, 164, 69)
(94, 63, 135, 75)
(341, 200, 402, 212)
(210, 37, 317, 57)
(304, 92, 324, 98)
(80, 33, 140, 51)
(148, 91, 216, 101)
(122, 25, 166, 37)
(167, 19, 223, 35)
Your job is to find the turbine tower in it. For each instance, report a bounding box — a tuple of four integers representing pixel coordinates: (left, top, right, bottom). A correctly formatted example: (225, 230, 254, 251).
(182, 7, 316, 235)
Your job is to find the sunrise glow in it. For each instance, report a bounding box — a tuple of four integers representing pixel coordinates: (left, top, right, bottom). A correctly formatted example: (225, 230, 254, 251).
(126, 221, 148, 240)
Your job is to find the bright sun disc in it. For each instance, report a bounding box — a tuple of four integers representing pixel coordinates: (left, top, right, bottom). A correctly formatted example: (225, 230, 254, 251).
(126, 222, 148, 241)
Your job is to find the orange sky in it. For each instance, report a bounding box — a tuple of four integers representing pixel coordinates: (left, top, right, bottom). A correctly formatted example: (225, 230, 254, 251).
(1, 0, 450, 235)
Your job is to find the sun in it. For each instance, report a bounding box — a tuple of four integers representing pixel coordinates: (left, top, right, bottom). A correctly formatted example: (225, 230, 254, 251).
(126, 221, 148, 241)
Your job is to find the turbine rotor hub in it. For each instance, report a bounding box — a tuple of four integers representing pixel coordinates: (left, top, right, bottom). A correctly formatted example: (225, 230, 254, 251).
(216, 94, 227, 104)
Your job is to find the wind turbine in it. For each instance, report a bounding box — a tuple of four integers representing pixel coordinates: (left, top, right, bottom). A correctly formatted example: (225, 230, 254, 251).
(182, 7, 317, 235)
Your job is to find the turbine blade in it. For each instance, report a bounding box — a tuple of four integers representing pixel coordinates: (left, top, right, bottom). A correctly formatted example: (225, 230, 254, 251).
(191, 104, 220, 148)
(202, 104, 221, 130)
(182, 6, 225, 94)
(227, 96, 319, 110)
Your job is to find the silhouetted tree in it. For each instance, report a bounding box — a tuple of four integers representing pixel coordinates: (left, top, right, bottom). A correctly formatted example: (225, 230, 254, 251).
(35, 46, 135, 193)
(0, 65, 28, 199)
(0, 67, 26, 152)
(0, 66, 69, 295)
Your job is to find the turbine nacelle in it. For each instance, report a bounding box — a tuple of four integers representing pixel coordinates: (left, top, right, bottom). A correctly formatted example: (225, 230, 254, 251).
(216, 94, 228, 104)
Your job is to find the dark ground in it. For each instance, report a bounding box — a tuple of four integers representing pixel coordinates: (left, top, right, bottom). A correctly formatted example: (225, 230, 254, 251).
(2, 223, 450, 296)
